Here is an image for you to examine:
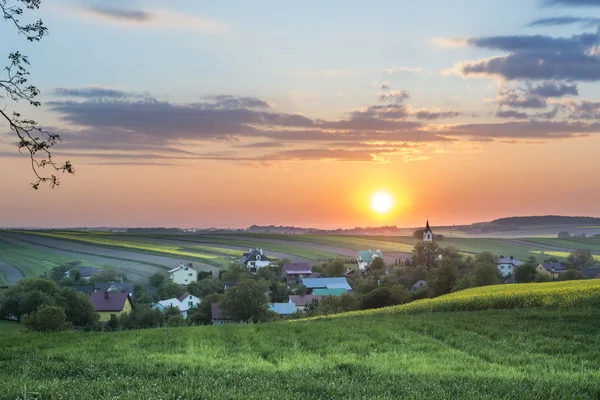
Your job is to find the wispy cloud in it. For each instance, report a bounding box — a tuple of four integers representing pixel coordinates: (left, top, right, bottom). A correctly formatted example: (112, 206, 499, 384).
(384, 66, 424, 74)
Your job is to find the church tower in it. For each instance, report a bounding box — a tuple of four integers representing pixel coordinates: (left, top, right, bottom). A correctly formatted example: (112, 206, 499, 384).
(423, 220, 433, 242)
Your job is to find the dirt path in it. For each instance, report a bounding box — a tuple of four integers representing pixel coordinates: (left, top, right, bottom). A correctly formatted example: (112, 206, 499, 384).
(0, 260, 24, 285)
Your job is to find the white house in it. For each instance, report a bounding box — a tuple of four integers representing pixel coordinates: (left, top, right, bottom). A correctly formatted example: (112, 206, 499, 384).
(240, 249, 271, 273)
(153, 292, 201, 319)
(423, 220, 433, 242)
(357, 250, 384, 271)
(496, 256, 525, 277)
(168, 263, 198, 285)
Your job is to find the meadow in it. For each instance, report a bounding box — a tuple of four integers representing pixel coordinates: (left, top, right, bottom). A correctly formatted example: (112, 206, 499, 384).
(0, 238, 74, 278)
(2, 280, 600, 399)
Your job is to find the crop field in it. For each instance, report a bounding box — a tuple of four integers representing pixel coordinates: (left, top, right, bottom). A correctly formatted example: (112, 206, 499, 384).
(0, 321, 23, 334)
(0, 238, 74, 278)
(522, 237, 600, 253)
(2, 281, 600, 399)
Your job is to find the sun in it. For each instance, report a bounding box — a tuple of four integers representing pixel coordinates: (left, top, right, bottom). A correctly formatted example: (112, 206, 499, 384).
(371, 191, 393, 214)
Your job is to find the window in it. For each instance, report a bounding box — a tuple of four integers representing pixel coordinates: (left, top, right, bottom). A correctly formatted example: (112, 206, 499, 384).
(189, 295, 192, 299)
(110, 314, 116, 319)
(188, 273, 193, 277)
(188, 301, 193, 307)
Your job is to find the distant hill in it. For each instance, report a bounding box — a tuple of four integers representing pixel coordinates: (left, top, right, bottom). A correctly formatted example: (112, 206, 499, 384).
(490, 216, 600, 226)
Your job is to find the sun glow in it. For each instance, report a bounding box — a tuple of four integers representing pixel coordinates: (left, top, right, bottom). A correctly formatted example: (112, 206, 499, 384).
(371, 191, 393, 214)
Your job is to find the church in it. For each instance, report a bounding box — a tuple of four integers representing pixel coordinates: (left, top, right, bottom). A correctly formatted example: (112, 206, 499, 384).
(423, 220, 433, 242)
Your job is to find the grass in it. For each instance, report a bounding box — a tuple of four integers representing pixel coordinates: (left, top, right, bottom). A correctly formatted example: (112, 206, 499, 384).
(522, 237, 600, 253)
(2, 282, 600, 399)
(530, 250, 600, 261)
(0, 238, 73, 278)
(0, 321, 23, 334)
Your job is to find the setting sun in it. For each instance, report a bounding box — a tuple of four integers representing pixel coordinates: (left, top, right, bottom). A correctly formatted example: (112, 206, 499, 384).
(371, 191, 393, 214)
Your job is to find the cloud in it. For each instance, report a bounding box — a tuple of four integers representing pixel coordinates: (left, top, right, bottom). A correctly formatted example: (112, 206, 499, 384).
(380, 83, 391, 90)
(50, 87, 139, 99)
(496, 110, 530, 119)
(70, 4, 228, 33)
(456, 29, 600, 81)
(528, 16, 600, 27)
(378, 90, 411, 103)
(565, 100, 600, 119)
(528, 81, 578, 97)
(413, 110, 461, 120)
(86, 6, 154, 22)
(431, 37, 468, 48)
(385, 66, 424, 74)
(544, 0, 600, 6)
(442, 120, 600, 139)
(231, 141, 285, 149)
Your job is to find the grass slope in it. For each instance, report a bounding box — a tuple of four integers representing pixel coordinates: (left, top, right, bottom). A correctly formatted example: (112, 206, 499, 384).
(0, 238, 73, 278)
(2, 282, 600, 399)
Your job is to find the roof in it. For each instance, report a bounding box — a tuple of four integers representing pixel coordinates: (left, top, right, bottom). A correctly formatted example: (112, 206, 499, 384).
(168, 263, 196, 273)
(497, 257, 525, 266)
(411, 280, 427, 289)
(64, 285, 95, 294)
(282, 262, 312, 275)
(70, 266, 101, 278)
(289, 294, 324, 307)
(177, 291, 197, 302)
(308, 272, 325, 278)
(540, 262, 566, 272)
(211, 303, 228, 320)
(425, 220, 432, 233)
(313, 288, 348, 296)
(240, 249, 271, 264)
(269, 303, 297, 315)
(358, 250, 383, 262)
(90, 292, 131, 312)
(94, 282, 135, 299)
(301, 277, 352, 291)
(578, 269, 600, 279)
(156, 299, 182, 310)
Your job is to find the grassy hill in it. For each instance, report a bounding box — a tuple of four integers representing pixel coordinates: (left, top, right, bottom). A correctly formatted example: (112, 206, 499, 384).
(2, 281, 600, 399)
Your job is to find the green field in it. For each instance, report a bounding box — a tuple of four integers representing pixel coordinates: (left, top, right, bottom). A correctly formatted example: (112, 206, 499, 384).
(0, 238, 74, 278)
(0, 321, 24, 334)
(2, 282, 600, 399)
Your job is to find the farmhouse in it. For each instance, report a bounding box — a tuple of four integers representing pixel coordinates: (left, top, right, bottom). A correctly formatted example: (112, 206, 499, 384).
(411, 280, 427, 293)
(496, 256, 524, 277)
(169, 263, 198, 285)
(281, 262, 312, 284)
(537, 262, 566, 279)
(240, 249, 271, 272)
(269, 302, 297, 316)
(288, 294, 324, 312)
(301, 277, 352, 294)
(65, 266, 101, 281)
(357, 250, 384, 272)
(94, 282, 135, 300)
(153, 292, 201, 319)
(90, 292, 133, 322)
(579, 269, 600, 279)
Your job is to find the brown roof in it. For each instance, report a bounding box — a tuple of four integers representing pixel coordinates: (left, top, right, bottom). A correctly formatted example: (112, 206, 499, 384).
(211, 303, 229, 320)
(90, 292, 131, 312)
(177, 292, 190, 302)
(289, 294, 325, 307)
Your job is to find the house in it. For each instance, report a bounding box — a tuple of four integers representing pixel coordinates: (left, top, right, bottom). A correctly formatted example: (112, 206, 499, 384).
(281, 262, 312, 284)
(94, 282, 135, 300)
(153, 292, 201, 319)
(357, 250, 384, 272)
(168, 263, 198, 285)
(90, 292, 133, 322)
(411, 280, 427, 293)
(537, 262, 567, 279)
(288, 295, 324, 312)
(312, 288, 348, 297)
(210, 303, 246, 325)
(65, 266, 101, 281)
(269, 302, 297, 316)
(64, 285, 95, 295)
(496, 256, 524, 277)
(301, 277, 352, 294)
(423, 220, 433, 242)
(578, 269, 600, 279)
(240, 249, 271, 272)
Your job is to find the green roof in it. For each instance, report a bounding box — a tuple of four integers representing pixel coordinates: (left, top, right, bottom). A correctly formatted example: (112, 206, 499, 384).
(313, 288, 348, 296)
(358, 250, 383, 262)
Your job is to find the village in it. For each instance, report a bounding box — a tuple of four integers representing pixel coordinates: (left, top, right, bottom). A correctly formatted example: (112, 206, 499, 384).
(4, 221, 597, 331)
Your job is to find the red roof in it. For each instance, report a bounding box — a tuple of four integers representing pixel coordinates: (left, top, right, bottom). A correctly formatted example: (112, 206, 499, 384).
(90, 292, 130, 312)
(283, 262, 312, 275)
(289, 294, 324, 307)
(177, 292, 190, 302)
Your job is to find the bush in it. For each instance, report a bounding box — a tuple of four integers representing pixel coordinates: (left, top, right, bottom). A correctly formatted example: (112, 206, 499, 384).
(559, 270, 586, 281)
(535, 274, 553, 283)
(166, 314, 186, 327)
(22, 305, 71, 332)
(148, 273, 166, 288)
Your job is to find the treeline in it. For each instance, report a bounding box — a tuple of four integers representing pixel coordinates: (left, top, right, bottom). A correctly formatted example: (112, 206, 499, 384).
(490, 216, 600, 226)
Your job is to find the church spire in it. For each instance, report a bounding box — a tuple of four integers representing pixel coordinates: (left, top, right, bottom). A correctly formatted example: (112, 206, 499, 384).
(425, 219, 431, 232)
(423, 219, 433, 242)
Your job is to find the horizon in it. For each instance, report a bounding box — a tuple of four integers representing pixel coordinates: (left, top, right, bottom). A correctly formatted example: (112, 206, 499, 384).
(3, 0, 600, 228)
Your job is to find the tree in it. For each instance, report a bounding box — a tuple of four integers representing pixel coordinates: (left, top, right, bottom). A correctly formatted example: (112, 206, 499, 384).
(221, 263, 250, 282)
(514, 257, 538, 283)
(88, 267, 127, 284)
(474, 260, 499, 287)
(566, 249, 595, 269)
(412, 229, 425, 239)
(106, 314, 119, 331)
(148, 273, 166, 288)
(158, 282, 185, 300)
(1, 0, 73, 188)
(360, 287, 395, 310)
(452, 275, 474, 292)
(187, 293, 221, 326)
(427, 257, 459, 296)
(60, 288, 99, 328)
(166, 314, 186, 327)
(559, 269, 586, 281)
(220, 278, 270, 322)
(188, 279, 222, 298)
(22, 305, 71, 332)
(324, 260, 346, 277)
(369, 257, 386, 272)
(118, 306, 164, 330)
(412, 241, 441, 270)
(410, 266, 428, 285)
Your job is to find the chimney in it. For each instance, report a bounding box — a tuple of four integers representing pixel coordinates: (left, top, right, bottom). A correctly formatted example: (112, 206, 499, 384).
(104, 291, 109, 299)
(260, 249, 263, 255)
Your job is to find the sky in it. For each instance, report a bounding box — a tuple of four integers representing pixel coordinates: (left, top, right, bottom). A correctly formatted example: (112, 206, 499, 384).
(2, 0, 600, 229)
